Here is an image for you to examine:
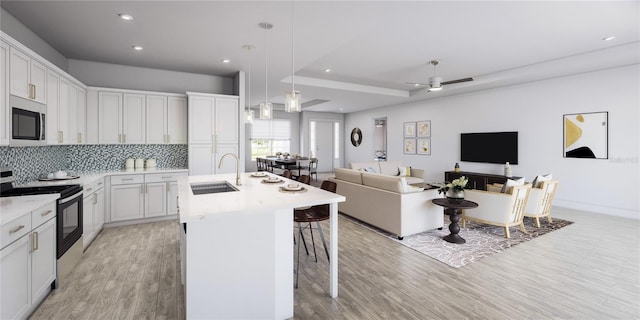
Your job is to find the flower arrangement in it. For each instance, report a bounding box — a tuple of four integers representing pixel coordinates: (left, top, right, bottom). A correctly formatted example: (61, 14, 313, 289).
(276, 152, 282, 157)
(437, 176, 469, 194)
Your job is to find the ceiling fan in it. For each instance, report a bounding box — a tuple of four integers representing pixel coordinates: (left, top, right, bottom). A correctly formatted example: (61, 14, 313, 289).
(405, 60, 473, 92)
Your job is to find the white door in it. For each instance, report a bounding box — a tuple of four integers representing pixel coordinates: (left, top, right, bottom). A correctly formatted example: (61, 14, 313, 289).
(0, 235, 30, 320)
(313, 121, 335, 172)
(46, 70, 60, 144)
(98, 92, 122, 144)
(188, 96, 214, 144)
(146, 95, 168, 144)
(123, 93, 146, 144)
(9, 47, 30, 99)
(167, 97, 187, 144)
(31, 218, 56, 303)
(189, 144, 214, 175)
(145, 182, 167, 217)
(110, 185, 144, 221)
(30, 60, 47, 104)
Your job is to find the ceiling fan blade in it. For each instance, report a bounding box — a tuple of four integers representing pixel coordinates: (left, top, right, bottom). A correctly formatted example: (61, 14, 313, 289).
(441, 77, 474, 86)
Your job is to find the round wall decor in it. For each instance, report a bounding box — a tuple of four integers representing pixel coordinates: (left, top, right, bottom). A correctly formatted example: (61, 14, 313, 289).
(351, 128, 363, 147)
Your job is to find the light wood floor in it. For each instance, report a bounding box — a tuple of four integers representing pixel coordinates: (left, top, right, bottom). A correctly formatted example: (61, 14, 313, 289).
(30, 203, 639, 319)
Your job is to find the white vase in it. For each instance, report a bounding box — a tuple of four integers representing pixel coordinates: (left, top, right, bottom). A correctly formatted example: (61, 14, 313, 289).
(446, 189, 465, 204)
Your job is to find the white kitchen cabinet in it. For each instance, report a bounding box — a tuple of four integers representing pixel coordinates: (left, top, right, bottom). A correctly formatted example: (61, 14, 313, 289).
(76, 87, 86, 144)
(146, 95, 167, 144)
(110, 184, 144, 222)
(167, 96, 187, 144)
(0, 235, 30, 320)
(0, 41, 8, 146)
(94, 186, 105, 232)
(98, 91, 145, 144)
(83, 179, 105, 249)
(46, 70, 61, 144)
(59, 78, 77, 144)
(187, 93, 240, 175)
(168, 181, 179, 216)
(9, 47, 47, 104)
(83, 194, 95, 249)
(30, 218, 56, 304)
(145, 182, 167, 218)
(1, 201, 56, 320)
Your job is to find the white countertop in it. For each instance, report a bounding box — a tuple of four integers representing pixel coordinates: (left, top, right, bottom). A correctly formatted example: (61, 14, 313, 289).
(178, 172, 345, 223)
(21, 168, 188, 188)
(0, 194, 60, 226)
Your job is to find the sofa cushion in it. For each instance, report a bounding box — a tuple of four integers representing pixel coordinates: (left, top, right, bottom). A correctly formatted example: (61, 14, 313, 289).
(404, 176, 423, 185)
(334, 168, 363, 185)
(349, 161, 379, 172)
(532, 174, 552, 188)
(362, 172, 404, 193)
(379, 161, 403, 176)
(398, 166, 411, 177)
(501, 177, 525, 194)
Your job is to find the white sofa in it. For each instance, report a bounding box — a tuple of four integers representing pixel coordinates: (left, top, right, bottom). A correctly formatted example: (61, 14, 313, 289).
(330, 167, 444, 239)
(349, 160, 425, 184)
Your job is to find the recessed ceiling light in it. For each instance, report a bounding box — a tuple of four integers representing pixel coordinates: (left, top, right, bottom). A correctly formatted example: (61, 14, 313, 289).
(414, 83, 420, 87)
(324, 69, 331, 73)
(132, 45, 143, 51)
(118, 13, 133, 21)
(602, 36, 616, 41)
(221, 59, 231, 63)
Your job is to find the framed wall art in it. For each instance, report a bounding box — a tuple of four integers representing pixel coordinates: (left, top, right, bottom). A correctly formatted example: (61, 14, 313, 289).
(417, 138, 431, 155)
(403, 139, 416, 154)
(563, 112, 608, 159)
(417, 120, 431, 137)
(404, 122, 416, 138)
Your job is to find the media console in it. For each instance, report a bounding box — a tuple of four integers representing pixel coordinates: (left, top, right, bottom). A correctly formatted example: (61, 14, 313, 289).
(444, 171, 521, 191)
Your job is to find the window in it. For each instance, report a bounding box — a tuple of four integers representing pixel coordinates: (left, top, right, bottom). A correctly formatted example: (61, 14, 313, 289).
(250, 119, 291, 160)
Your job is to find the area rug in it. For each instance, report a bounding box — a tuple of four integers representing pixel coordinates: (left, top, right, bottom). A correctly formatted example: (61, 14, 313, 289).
(344, 215, 573, 268)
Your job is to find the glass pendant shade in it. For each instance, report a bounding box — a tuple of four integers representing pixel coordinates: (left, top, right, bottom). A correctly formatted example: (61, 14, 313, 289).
(245, 109, 254, 123)
(284, 90, 301, 112)
(259, 102, 272, 119)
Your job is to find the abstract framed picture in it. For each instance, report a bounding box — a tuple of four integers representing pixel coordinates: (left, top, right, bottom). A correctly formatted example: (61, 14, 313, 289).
(563, 111, 608, 159)
(417, 138, 431, 155)
(417, 120, 431, 137)
(404, 122, 416, 138)
(404, 139, 416, 154)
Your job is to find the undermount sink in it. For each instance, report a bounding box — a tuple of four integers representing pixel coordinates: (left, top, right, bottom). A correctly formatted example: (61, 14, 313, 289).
(190, 181, 239, 195)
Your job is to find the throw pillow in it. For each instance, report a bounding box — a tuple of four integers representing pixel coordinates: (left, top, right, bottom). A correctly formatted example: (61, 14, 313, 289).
(364, 167, 377, 173)
(532, 174, 552, 188)
(501, 177, 525, 194)
(398, 166, 411, 177)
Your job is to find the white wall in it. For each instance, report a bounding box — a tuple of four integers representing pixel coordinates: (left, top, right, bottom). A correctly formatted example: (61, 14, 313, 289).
(68, 59, 234, 95)
(345, 65, 640, 219)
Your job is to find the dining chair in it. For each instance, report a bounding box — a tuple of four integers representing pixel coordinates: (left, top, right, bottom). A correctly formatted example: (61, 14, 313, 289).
(294, 180, 336, 288)
(256, 158, 265, 172)
(282, 170, 293, 179)
(309, 158, 318, 181)
(290, 159, 311, 179)
(298, 175, 311, 185)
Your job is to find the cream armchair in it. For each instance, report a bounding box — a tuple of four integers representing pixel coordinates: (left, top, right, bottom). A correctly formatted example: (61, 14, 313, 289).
(524, 180, 559, 228)
(462, 184, 532, 238)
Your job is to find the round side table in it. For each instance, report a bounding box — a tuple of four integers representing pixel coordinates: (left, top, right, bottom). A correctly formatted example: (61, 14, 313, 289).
(432, 198, 479, 244)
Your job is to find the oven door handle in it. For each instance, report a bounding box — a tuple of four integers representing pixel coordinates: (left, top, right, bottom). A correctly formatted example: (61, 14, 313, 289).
(59, 191, 83, 204)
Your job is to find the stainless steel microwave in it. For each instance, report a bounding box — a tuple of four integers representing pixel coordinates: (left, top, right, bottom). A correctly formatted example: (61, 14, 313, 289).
(9, 95, 46, 146)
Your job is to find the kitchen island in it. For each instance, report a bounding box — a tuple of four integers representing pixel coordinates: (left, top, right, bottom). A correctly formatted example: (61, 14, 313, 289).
(177, 172, 345, 320)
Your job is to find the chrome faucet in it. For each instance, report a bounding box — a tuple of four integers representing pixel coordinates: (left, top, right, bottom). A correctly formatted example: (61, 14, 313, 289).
(218, 153, 241, 186)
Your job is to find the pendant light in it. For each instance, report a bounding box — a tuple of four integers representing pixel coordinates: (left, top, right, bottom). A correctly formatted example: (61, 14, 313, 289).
(259, 22, 273, 120)
(284, 0, 301, 112)
(243, 45, 255, 123)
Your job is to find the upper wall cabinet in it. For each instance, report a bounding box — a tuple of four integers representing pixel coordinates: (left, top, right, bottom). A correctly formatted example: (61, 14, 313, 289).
(98, 91, 146, 144)
(146, 95, 187, 144)
(188, 94, 239, 145)
(1, 41, 8, 146)
(9, 47, 46, 104)
(57, 78, 86, 144)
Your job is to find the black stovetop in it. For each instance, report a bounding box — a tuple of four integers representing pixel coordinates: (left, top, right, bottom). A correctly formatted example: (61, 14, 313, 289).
(0, 184, 83, 198)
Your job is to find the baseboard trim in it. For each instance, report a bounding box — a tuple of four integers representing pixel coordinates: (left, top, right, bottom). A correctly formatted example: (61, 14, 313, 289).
(104, 215, 178, 228)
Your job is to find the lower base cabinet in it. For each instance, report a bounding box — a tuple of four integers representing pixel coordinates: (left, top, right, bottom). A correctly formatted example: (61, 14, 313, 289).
(109, 172, 187, 223)
(83, 180, 105, 250)
(1, 204, 56, 320)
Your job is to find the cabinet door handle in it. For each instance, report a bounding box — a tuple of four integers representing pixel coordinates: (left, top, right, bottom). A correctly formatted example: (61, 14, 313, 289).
(162, 176, 172, 179)
(33, 231, 39, 252)
(86, 187, 93, 192)
(78, 133, 82, 143)
(9, 225, 25, 234)
(58, 131, 63, 143)
(40, 210, 53, 217)
(167, 134, 171, 143)
(93, 193, 98, 205)
(123, 134, 126, 143)
(121, 178, 134, 181)
(33, 85, 36, 100)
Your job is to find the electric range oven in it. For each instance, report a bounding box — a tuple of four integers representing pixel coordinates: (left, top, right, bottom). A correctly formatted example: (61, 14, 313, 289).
(0, 168, 83, 288)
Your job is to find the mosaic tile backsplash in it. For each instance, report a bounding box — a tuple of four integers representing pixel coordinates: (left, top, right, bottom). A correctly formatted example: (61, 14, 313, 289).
(1, 144, 187, 185)
(0, 146, 68, 185)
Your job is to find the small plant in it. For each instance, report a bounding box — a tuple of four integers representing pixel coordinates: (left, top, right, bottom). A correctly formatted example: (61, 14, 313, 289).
(437, 176, 469, 194)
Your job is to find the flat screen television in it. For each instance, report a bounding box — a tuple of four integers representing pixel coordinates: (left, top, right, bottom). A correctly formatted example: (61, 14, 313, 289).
(460, 132, 518, 165)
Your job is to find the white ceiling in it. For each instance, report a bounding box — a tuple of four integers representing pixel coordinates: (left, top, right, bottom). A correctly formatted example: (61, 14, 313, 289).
(2, 1, 638, 113)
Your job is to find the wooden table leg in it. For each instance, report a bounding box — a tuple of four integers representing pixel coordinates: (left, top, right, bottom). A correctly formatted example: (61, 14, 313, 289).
(329, 202, 338, 298)
(443, 208, 466, 244)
